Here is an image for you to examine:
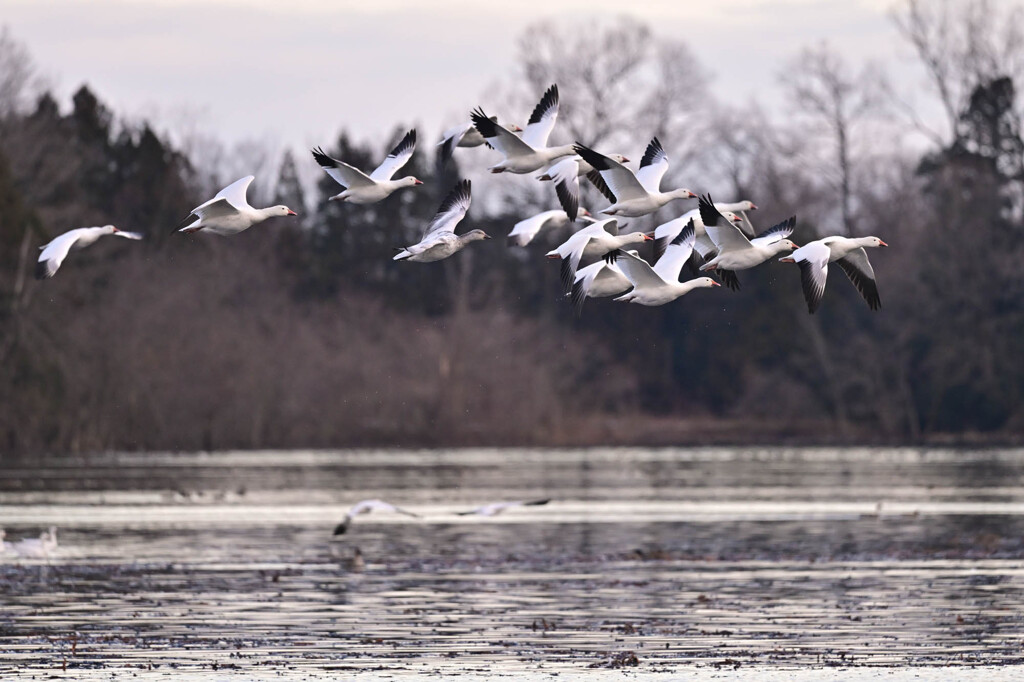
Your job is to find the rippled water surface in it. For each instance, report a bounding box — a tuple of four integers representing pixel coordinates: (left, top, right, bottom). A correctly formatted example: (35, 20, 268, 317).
(2, 447, 1023, 679)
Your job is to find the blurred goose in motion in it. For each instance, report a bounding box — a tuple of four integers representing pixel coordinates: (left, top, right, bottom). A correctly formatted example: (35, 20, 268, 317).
(456, 499, 551, 516)
(574, 138, 696, 217)
(470, 84, 577, 174)
(780, 235, 888, 313)
(437, 118, 522, 168)
(394, 180, 490, 262)
(36, 225, 142, 279)
(609, 221, 721, 305)
(8, 526, 58, 559)
(545, 218, 653, 293)
(312, 129, 422, 204)
(177, 175, 297, 235)
(697, 195, 798, 273)
(537, 153, 628, 221)
(570, 252, 634, 317)
(333, 500, 421, 535)
(507, 208, 592, 247)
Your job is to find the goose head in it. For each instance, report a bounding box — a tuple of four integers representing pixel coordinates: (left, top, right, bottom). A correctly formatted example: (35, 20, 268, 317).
(862, 236, 888, 248)
(622, 231, 653, 245)
(463, 229, 491, 242)
(268, 205, 298, 217)
(778, 239, 799, 252)
(738, 200, 757, 211)
(609, 154, 630, 163)
(693, 277, 721, 289)
(402, 177, 424, 187)
(721, 211, 744, 224)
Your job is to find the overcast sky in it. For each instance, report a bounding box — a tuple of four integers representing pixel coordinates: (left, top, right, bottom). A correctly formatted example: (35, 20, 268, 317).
(2, 0, 939, 157)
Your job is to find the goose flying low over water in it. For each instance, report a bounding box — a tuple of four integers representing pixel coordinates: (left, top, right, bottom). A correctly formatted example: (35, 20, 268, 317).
(394, 180, 490, 262)
(697, 195, 798, 273)
(177, 176, 296, 235)
(507, 208, 592, 247)
(780, 235, 888, 313)
(456, 499, 551, 516)
(471, 84, 577, 174)
(574, 138, 696, 217)
(546, 218, 653, 293)
(312, 129, 422, 204)
(36, 225, 142, 279)
(608, 221, 721, 306)
(437, 118, 522, 168)
(333, 500, 421, 535)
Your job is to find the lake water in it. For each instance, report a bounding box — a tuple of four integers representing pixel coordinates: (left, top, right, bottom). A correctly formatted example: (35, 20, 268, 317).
(1, 447, 1023, 680)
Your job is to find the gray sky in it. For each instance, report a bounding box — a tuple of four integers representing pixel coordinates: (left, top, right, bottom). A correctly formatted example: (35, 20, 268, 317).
(3, 0, 923, 154)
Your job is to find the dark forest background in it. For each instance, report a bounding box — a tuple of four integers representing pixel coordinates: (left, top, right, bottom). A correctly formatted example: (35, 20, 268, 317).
(1, 0, 1022, 454)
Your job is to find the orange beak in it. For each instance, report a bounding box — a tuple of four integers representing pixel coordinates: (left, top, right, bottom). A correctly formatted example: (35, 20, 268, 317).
(287, 209, 297, 216)
(732, 215, 743, 222)
(621, 157, 630, 163)
(512, 125, 523, 132)
(750, 203, 758, 210)
(688, 191, 697, 198)
(413, 179, 424, 186)
(879, 240, 889, 247)
(642, 233, 655, 241)
(711, 281, 721, 287)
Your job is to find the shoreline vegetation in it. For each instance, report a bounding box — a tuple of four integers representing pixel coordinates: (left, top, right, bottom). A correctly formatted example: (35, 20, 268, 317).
(2, 3, 1024, 457)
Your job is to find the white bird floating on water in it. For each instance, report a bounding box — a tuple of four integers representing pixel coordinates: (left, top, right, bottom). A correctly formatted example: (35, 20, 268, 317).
(333, 500, 421, 535)
(780, 235, 888, 314)
(437, 118, 522, 168)
(507, 208, 592, 248)
(470, 84, 577, 174)
(456, 499, 551, 516)
(608, 220, 722, 306)
(574, 138, 696, 217)
(312, 129, 422, 204)
(697, 195, 798, 274)
(36, 225, 142, 279)
(6, 526, 58, 559)
(546, 218, 653, 293)
(177, 176, 296, 235)
(394, 180, 490, 262)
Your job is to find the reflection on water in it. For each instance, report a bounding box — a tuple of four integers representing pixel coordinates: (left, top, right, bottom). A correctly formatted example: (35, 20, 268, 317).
(1, 447, 1023, 677)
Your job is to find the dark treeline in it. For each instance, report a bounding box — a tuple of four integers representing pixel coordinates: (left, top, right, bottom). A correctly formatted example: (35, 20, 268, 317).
(0, 1, 1022, 454)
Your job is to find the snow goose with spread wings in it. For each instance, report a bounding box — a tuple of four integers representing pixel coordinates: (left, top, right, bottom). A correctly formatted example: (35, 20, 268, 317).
(177, 176, 296, 235)
(437, 117, 522, 168)
(573, 138, 696, 217)
(608, 221, 721, 305)
(36, 225, 143, 279)
(507, 208, 592, 247)
(470, 85, 577, 174)
(537, 153, 628, 221)
(312, 130, 422, 204)
(456, 499, 551, 516)
(394, 180, 489, 262)
(697, 195, 798, 274)
(779, 235, 888, 313)
(545, 218, 652, 293)
(333, 500, 420, 535)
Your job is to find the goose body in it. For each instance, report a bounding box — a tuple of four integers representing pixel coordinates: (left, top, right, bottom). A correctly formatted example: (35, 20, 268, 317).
(312, 130, 422, 204)
(507, 208, 592, 247)
(437, 118, 521, 168)
(471, 85, 577, 174)
(178, 176, 296, 235)
(697, 195, 798, 272)
(570, 254, 633, 316)
(574, 138, 696, 217)
(780, 235, 888, 313)
(36, 225, 143, 279)
(538, 154, 627, 221)
(394, 180, 490, 262)
(610, 222, 721, 305)
(332, 499, 420, 535)
(545, 218, 652, 292)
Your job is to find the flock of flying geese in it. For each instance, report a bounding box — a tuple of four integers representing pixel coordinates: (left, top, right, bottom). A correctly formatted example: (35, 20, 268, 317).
(35, 84, 888, 314)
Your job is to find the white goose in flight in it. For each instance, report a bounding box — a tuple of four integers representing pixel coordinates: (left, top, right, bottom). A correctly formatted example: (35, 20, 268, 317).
(780, 235, 888, 313)
(470, 84, 577, 174)
(332, 500, 420, 535)
(537, 153, 628, 222)
(507, 208, 592, 247)
(394, 180, 490, 262)
(177, 175, 297, 235)
(437, 117, 522, 168)
(312, 129, 422, 204)
(570, 253, 634, 317)
(608, 221, 721, 306)
(545, 218, 653, 293)
(573, 138, 696, 217)
(36, 225, 142, 279)
(697, 195, 798, 273)
(456, 499, 551, 516)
